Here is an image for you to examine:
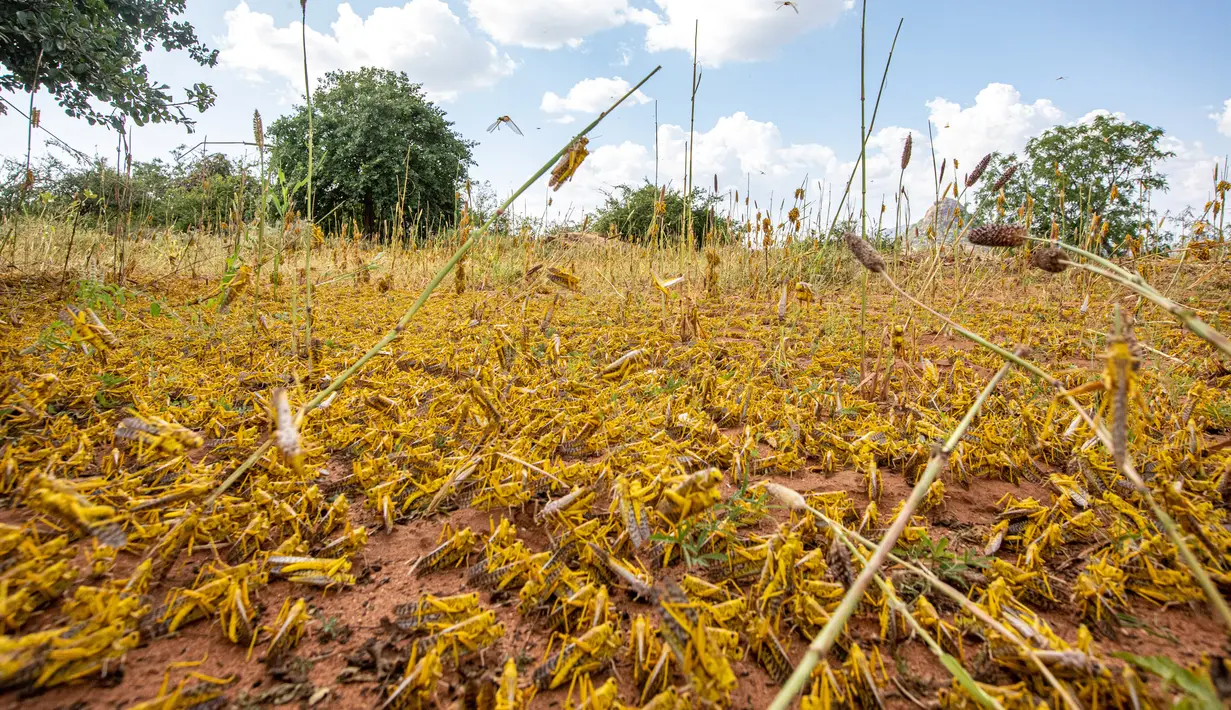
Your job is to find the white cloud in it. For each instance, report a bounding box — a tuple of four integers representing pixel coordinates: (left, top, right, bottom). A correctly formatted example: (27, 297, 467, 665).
(551, 115, 578, 125)
(529, 83, 1217, 230)
(925, 84, 1064, 174)
(1212, 98, 1231, 137)
(218, 1, 515, 102)
(1155, 136, 1218, 218)
(466, 0, 654, 49)
(548, 112, 841, 220)
(541, 77, 650, 116)
(1076, 108, 1127, 125)
(640, 0, 853, 66)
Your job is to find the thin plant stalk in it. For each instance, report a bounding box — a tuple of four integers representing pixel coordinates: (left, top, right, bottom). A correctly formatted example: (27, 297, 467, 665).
(766, 491, 1080, 710)
(883, 257, 1231, 634)
(857, 0, 869, 385)
(301, 0, 315, 375)
(254, 112, 267, 298)
(768, 360, 1013, 710)
(1060, 389, 1231, 633)
(23, 50, 44, 203)
(203, 66, 663, 506)
(1025, 236, 1231, 359)
(685, 20, 699, 246)
(824, 19, 903, 240)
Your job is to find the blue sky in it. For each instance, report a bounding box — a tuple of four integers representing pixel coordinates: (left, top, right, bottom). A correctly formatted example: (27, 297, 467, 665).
(4, 0, 1230, 224)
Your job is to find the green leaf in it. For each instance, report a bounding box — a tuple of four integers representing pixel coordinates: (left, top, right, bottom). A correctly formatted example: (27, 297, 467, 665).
(940, 653, 1003, 710)
(150, 302, 161, 317)
(1114, 653, 1221, 709)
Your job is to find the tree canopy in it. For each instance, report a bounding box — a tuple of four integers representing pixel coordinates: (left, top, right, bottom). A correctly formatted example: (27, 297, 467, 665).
(974, 115, 1173, 254)
(592, 181, 731, 246)
(268, 67, 475, 236)
(0, 0, 217, 130)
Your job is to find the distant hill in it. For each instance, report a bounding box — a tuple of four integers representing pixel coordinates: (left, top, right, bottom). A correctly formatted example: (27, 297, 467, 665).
(897, 198, 970, 249)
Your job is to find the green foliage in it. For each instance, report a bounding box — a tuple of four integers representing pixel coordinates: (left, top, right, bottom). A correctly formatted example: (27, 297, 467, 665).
(592, 181, 731, 245)
(973, 116, 1174, 254)
(0, 0, 216, 130)
(649, 480, 768, 569)
(1114, 653, 1222, 709)
(268, 67, 475, 236)
(939, 654, 1001, 710)
(1, 151, 259, 230)
(894, 535, 988, 587)
(76, 279, 133, 320)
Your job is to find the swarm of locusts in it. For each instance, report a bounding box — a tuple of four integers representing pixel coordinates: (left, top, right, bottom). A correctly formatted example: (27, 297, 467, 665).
(1, 211, 1230, 710)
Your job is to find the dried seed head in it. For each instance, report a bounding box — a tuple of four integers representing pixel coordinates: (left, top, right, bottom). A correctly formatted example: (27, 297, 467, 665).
(843, 232, 884, 273)
(968, 223, 1027, 248)
(992, 163, 1018, 192)
(938, 159, 947, 186)
(966, 153, 992, 188)
(900, 134, 912, 170)
(759, 482, 807, 511)
(253, 110, 264, 151)
(1030, 246, 1067, 273)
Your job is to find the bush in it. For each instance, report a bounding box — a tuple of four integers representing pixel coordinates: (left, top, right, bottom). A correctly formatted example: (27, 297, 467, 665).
(592, 181, 732, 246)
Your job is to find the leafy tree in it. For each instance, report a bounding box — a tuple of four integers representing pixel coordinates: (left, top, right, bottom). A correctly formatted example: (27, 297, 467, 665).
(0, 0, 217, 130)
(593, 181, 731, 246)
(973, 115, 1174, 254)
(268, 67, 475, 236)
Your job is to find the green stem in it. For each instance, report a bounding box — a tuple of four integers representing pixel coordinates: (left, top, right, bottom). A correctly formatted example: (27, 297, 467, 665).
(768, 360, 1013, 710)
(880, 272, 1056, 383)
(801, 507, 1080, 710)
(301, 4, 315, 375)
(886, 255, 1231, 637)
(826, 19, 903, 241)
(1061, 392, 1231, 634)
(1031, 239, 1231, 360)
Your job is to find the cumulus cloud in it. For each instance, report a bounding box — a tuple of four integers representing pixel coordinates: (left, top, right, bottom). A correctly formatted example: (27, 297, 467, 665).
(1155, 136, 1219, 218)
(466, 0, 654, 49)
(218, 1, 514, 102)
(1213, 98, 1231, 137)
(926, 84, 1064, 173)
(548, 112, 841, 220)
(541, 77, 650, 116)
(640, 0, 853, 66)
(526, 83, 1215, 229)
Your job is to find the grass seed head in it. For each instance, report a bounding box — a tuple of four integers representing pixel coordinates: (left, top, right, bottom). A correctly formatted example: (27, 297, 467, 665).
(758, 482, 807, 511)
(1030, 246, 1068, 273)
(900, 134, 912, 170)
(968, 223, 1027, 248)
(966, 153, 992, 188)
(843, 231, 885, 273)
(253, 111, 264, 151)
(992, 163, 1018, 192)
